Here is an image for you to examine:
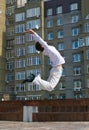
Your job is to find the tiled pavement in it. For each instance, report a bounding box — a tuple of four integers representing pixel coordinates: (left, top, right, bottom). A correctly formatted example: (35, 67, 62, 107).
(0, 121, 89, 130)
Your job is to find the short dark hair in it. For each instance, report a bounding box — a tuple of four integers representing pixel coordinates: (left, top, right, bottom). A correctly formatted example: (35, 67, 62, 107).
(35, 42, 44, 52)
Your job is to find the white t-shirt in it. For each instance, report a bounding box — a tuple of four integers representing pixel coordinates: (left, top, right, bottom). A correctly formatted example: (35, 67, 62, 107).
(33, 32, 65, 67)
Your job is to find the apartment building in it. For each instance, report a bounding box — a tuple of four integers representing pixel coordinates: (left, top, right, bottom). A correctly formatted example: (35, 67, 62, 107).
(4, 0, 89, 100)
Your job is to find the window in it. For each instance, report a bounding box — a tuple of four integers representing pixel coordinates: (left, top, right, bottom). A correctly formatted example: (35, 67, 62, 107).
(16, 48, 25, 57)
(6, 5, 15, 15)
(27, 69, 41, 76)
(58, 43, 64, 50)
(57, 18, 63, 26)
(27, 45, 36, 54)
(85, 36, 89, 46)
(16, 96, 26, 100)
(27, 56, 41, 66)
(28, 95, 41, 100)
(6, 50, 14, 59)
(59, 82, 65, 90)
(15, 24, 25, 33)
(7, 39, 14, 48)
(58, 30, 64, 38)
(15, 59, 26, 68)
(26, 19, 40, 30)
(26, 33, 33, 42)
(73, 80, 81, 90)
(28, 84, 41, 91)
(6, 85, 14, 93)
(72, 40, 79, 49)
(15, 12, 25, 22)
(72, 27, 79, 36)
(73, 54, 81, 62)
(26, 7, 40, 18)
(70, 3, 78, 11)
(78, 38, 85, 47)
(6, 73, 14, 82)
(17, 0, 27, 8)
(15, 71, 25, 80)
(86, 50, 89, 60)
(6, 18, 14, 26)
(6, 61, 14, 70)
(47, 32, 54, 40)
(47, 8, 52, 16)
(7, 27, 14, 36)
(56, 6, 62, 14)
(73, 67, 81, 76)
(16, 83, 25, 92)
(47, 20, 53, 28)
(15, 35, 25, 44)
(85, 23, 89, 32)
(71, 15, 79, 23)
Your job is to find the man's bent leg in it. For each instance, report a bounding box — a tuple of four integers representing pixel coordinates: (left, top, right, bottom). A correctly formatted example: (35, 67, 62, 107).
(33, 66, 63, 91)
(33, 74, 53, 91)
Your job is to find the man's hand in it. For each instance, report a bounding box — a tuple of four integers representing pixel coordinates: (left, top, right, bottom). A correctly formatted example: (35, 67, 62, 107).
(25, 29, 35, 34)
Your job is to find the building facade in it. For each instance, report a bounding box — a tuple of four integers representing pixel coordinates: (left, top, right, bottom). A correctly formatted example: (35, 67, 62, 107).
(3, 0, 89, 100)
(0, 0, 6, 99)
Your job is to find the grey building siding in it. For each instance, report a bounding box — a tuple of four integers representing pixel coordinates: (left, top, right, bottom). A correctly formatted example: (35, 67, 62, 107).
(44, 0, 81, 17)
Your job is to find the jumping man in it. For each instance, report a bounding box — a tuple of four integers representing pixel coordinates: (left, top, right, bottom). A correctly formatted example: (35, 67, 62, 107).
(22, 29, 65, 91)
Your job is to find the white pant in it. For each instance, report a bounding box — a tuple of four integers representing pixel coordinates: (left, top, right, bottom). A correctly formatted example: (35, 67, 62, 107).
(33, 66, 63, 91)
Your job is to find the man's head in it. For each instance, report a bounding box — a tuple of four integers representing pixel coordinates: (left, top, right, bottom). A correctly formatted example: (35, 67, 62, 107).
(35, 42, 44, 52)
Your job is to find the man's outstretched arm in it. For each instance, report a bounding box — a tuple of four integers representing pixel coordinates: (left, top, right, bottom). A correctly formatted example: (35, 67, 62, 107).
(25, 29, 48, 48)
(25, 29, 35, 34)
